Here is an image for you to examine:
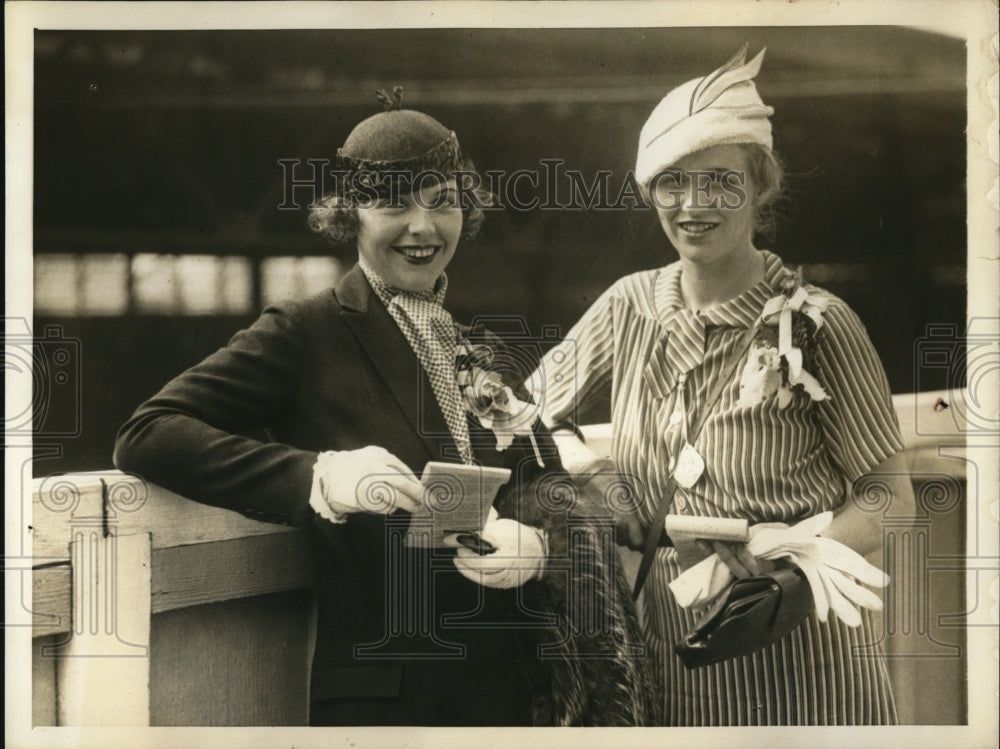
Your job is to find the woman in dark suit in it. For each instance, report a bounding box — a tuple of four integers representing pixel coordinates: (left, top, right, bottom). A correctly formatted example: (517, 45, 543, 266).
(114, 90, 653, 726)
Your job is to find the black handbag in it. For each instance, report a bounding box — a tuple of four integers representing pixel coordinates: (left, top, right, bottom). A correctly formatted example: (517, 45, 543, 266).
(674, 566, 813, 669)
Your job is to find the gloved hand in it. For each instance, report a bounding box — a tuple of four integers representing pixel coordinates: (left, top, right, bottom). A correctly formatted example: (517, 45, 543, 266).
(309, 446, 423, 523)
(443, 516, 548, 589)
(709, 521, 788, 578)
(748, 513, 889, 627)
(669, 512, 889, 627)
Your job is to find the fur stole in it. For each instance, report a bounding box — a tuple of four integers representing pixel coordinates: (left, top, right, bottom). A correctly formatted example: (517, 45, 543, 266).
(495, 472, 657, 726)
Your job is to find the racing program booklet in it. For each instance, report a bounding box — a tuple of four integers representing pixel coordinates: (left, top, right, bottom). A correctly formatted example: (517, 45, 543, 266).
(404, 462, 511, 548)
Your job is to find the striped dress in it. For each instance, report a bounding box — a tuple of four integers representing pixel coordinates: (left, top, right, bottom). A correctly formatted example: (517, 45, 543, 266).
(537, 250, 901, 725)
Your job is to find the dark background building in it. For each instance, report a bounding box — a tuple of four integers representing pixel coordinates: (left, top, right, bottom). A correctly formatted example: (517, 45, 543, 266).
(31, 26, 966, 475)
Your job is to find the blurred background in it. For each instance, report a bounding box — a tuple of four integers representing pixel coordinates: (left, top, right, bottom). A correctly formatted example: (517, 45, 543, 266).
(32, 26, 966, 475)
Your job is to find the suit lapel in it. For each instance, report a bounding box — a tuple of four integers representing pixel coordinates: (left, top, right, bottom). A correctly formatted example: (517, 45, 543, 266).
(336, 266, 458, 464)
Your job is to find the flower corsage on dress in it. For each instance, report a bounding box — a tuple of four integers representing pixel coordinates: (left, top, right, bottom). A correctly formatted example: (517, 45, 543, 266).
(737, 278, 830, 409)
(455, 337, 545, 466)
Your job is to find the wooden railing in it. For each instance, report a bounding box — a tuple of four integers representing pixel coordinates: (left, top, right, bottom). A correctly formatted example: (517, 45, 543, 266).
(30, 474, 315, 726)
(29, 390, 974, 725)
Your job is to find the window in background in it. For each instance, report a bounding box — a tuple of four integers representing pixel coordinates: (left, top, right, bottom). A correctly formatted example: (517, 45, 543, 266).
(134, 254, 254, 315)
(81, 254, 130, 315)
(173, 255, 253, 315)
(35, 253, 261, 316)
(34, 253, 80, 315)
(132, 253, 181, 314)
(218, 256, 255, 313)
(34, 253, 129, 316)
(260, 256, 343, 307)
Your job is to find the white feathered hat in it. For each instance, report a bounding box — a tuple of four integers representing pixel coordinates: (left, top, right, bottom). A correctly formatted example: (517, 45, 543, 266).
(636, 44, 774, 187)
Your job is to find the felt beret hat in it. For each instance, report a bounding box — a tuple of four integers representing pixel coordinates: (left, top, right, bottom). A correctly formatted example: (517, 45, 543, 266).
(636, 44, 774, 187)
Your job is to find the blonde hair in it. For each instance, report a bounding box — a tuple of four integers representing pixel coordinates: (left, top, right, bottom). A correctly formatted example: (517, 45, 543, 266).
(743, 143, 785, 239)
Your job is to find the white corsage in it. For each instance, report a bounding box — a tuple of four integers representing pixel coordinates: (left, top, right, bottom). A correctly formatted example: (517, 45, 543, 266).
(738, 285, 830, 408)
(737, 343, 791, 408)
(456, 341, 544, 465)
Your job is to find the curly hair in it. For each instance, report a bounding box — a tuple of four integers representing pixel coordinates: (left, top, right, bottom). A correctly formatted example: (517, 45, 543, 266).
(307, 158, 493, 244)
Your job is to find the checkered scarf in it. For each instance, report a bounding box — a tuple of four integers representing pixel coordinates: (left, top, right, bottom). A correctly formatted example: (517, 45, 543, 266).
(359, 260, 474, 464)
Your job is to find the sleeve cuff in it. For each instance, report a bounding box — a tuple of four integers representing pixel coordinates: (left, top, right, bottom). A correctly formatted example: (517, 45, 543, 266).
(309, 451, 349, 524)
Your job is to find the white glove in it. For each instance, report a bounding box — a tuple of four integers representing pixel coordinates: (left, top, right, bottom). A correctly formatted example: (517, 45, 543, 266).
(748, 512, 889, 627)
(444, 517, 548, 589)
(309, 446, 423, 523)
(669, 512, 889, 627)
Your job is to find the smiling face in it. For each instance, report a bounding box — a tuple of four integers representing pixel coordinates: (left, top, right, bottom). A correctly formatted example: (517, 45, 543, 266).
(652, 143, 757, 267)
(355, 177, 463, 292)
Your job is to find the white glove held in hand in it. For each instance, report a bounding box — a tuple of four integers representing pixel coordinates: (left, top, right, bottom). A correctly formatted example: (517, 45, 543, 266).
(309, 446, 423, 523)
(748, 513, 889, 627)
(669, 512, 889, 627)
(444, 517, 548, 589)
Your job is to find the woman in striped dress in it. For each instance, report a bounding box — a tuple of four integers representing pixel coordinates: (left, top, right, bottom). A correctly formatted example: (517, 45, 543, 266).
(534, 46, 913, 725)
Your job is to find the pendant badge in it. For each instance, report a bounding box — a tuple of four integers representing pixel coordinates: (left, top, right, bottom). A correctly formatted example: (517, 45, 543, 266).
(673, 442, 705, 489)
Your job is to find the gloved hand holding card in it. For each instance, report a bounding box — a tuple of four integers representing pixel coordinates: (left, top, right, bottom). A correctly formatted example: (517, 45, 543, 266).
(668, 512, 889, 627)
(404, 462, 511, 548)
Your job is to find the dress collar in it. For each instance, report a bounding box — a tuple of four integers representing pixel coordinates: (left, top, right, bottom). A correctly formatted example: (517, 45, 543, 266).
(648, 250, 795, 378)
(653, 249, 793, 331)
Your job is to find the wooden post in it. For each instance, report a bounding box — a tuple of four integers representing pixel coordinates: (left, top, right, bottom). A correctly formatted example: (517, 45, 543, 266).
(46, 525, 151, 725)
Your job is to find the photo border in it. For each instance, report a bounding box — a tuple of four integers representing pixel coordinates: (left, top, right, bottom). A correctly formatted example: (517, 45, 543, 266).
(6, 2, 998, 748)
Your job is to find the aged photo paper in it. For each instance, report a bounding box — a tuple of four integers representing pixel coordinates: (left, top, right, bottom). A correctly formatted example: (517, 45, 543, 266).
(6, 1, 998, 748)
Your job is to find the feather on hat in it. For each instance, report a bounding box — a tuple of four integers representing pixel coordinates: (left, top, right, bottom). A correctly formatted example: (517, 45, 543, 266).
(636, 44, 774, 186)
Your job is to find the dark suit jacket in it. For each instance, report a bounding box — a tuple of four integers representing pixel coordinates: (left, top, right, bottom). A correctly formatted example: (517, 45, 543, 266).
(114, 265, 560, 725)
